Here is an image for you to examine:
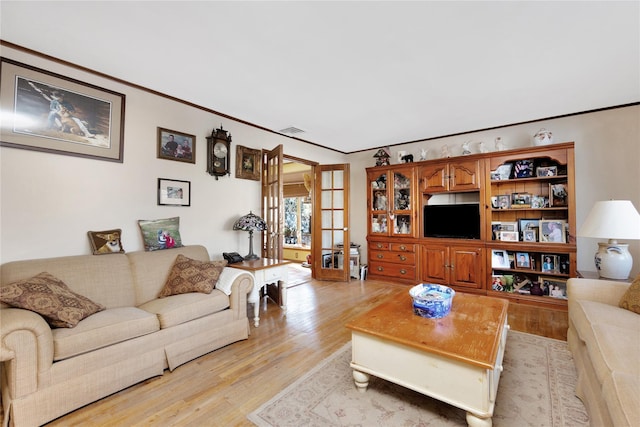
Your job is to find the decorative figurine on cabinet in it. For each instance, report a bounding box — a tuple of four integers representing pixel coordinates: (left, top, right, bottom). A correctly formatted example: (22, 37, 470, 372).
(419, 148, 428, 161)
(373, 148, 391, 166)
(462, 141, 472, 155)
(478, 141, 488, 153)
(441, 144, 451, 158)
(495, 137, 506, 151)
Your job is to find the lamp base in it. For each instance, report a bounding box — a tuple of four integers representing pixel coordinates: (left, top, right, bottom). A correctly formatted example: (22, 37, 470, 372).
(244, 231, 260, 261)
(244, 253, 260, 261)
(594, 240, 632, 280)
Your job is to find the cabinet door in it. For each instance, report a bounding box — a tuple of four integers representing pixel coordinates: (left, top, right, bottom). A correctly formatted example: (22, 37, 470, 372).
(421, 244, 449, 283)
(449, 160, 480, 192)
(419, 163, 448, 193)
(369, 171, 390, 235)
(390, 170, 414, 236)
(450, 246, 483, 289)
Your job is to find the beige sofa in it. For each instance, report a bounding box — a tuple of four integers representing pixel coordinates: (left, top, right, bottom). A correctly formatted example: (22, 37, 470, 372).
(0, 245, 253, 427)
(567, 277, 639, 427)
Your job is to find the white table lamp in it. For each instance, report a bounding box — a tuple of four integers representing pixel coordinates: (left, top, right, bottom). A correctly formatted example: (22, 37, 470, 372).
(578, 200, 640, 279)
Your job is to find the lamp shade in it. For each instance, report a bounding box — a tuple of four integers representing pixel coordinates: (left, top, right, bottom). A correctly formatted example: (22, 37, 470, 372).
(578, 200, 640, 240)
(233, 211, 266, 232)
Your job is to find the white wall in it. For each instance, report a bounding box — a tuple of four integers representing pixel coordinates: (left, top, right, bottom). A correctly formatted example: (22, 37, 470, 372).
(347, 105, 640, 277)
(0, 46, 345, 263)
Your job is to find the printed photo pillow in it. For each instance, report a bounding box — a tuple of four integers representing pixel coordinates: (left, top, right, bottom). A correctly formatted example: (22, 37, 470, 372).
(138, 216, 183, 251)
(87, 229, 125, 255)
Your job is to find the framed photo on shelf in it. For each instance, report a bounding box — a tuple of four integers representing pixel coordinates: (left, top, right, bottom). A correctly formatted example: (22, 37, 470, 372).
(536, 166, 557, 177)
(539, 277, 568, 299)
(541, 254, 559, 273)
(549, 183, 569, 207)
(158, 178, 191, 206)
(540, 220, 566, 243)
(496, 195, 511, 209)
(0, 58, 126, 162)
(514, 159, 534, 178)
(491, 163, 513, 180)
(157, 127, 195, 163)
(531, 195, 548, 208)
(518, 218, 540, 232)
(491, 249, 511, 269)
(516, 252, 530, 268)
(499, 231, 519, 242)
(511, 192, 531, 208)
(523, 229, 538, 242)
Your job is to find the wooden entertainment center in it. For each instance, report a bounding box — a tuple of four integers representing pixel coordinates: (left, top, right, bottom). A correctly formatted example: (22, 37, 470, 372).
(366, 142, 576, 309)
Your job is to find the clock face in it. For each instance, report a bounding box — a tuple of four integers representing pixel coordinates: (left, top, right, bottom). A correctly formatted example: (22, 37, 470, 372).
(213, 142, 228, 158)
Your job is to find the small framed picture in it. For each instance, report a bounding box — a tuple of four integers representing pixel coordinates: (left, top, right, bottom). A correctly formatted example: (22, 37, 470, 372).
(492, 249, 511, 269)
(536, 166, 557, 177)
(518, 218, 540, 232)
(499, 231, 519, 242)
(540, 220, 566, 243)
(540, 277, 568, 299)
(549, 183, 568, 207)
(496, 195, 511, 209)
(531, 195, 548, 209)
(235, 145, 261, 181)
(158, 178, 191, 206)
(511, 192, 531, 208)
(541, 254, 559, 273)
(514, 159, 534, 178)
(523, 229, 538, 242)
(492, 163, 513, 180)
(516, 252, 530, 268)
(157, 127, 196, 163)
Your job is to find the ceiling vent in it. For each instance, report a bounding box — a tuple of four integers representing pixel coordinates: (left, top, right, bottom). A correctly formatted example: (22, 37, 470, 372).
(279, 126, 305, 135)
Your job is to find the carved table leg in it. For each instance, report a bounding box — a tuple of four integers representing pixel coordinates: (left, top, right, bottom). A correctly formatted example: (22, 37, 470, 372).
(352, 369, 370, 393)
(466, 412, 492, 427)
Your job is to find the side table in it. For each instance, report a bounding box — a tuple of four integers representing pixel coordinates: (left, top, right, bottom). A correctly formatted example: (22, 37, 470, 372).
(229, 258, 292, 327)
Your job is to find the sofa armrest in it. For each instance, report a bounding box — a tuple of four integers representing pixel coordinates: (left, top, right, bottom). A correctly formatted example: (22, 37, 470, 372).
(228, 272, 253, 320)
(0, 308, 54, 398)
(567, 278, 631, 307)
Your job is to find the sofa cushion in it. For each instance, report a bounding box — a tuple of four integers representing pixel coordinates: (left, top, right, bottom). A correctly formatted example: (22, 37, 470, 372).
(570, 299, 640, 347)
(138, 217, 184, 251)
(159, 255, 226, 297)
(588, 324, 640, 385)
(603, 371, 640, 427)
(1, 272, 105, 328)
(619, 274, 640, 314)
(52, 306, 159, 360)
(127, 245, 211, 305)
(138, 290, 229, 329)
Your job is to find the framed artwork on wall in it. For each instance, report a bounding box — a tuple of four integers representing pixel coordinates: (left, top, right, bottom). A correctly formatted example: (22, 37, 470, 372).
(235, 145, 261, 180)
(158, 178, 191, 206)
(157, 127, 195, 163)
(0, 57, 125, 162)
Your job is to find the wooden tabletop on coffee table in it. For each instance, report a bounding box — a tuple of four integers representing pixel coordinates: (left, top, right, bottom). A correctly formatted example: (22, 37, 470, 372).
(346, 291, 509, 369)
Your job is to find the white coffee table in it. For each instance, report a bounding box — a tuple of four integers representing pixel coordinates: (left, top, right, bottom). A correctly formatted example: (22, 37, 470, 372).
(346, 291, 509, 427)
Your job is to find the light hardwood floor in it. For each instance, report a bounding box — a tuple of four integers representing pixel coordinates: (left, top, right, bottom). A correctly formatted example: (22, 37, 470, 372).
(33, 267, 566, 426)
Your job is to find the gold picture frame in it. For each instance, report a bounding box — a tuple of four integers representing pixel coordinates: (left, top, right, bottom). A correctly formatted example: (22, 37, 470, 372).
(0, 58, 125, 162)
(235, 145, 261, 180)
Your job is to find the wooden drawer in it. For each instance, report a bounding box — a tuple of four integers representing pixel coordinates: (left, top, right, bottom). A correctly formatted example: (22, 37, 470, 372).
(389, 243, 416, 252)
(369, 261, 416, 280)
(370, 250, 416, 265)
(370, 241, 390, 251)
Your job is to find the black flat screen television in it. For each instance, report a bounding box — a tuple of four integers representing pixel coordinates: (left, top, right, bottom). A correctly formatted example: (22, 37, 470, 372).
(423, 204, 480, 239)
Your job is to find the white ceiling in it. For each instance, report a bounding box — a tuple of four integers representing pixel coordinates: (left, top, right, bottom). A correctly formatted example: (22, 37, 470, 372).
(2, 1, 638, 153)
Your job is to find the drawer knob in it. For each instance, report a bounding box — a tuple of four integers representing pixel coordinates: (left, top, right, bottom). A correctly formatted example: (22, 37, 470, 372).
(376, 243, 383, 249)
(399, 255, 406, 261)
(399, 245, 406, 251)
(400, 269, 407, 275)
(377, 266, 384, 272)
(377, 254, 384, 259)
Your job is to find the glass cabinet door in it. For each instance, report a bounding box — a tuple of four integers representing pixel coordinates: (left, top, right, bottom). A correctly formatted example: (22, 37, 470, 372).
(370, 172, 388, 235)
(391, 171, 412, 236)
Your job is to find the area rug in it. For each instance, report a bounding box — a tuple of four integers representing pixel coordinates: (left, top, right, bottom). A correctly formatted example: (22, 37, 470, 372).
(248, 331, 589, 426)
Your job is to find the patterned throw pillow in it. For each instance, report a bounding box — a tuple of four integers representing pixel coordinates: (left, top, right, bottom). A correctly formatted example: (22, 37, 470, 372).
(138, 217, 183, 251)
(0, 272, 105, 328)
(158, 255, 227, 297)
(619, 274, 640, 314)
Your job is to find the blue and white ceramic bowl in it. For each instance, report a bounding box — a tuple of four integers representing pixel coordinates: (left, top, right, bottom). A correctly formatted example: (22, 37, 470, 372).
(409, 283, 455, 319)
